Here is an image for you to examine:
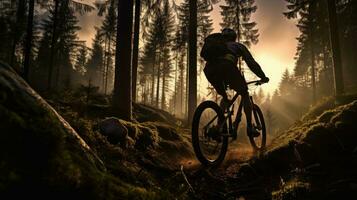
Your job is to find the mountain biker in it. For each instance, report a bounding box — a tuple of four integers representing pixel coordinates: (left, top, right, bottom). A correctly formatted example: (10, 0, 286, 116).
(202, 28, 269, 138)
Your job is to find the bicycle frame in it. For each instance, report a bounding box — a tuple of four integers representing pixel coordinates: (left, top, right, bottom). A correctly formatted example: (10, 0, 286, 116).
(203, 80, 263, 138)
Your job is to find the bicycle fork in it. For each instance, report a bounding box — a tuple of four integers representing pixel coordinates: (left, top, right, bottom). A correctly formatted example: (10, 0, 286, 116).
(250, 96, 262, 130)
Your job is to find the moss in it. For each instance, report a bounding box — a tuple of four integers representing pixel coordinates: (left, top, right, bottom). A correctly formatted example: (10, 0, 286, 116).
(135, 125, 159, 151)
(152, 122, 182, 141)
(0, 62, 184, 199)
(120, 119, 140, 139)
(272, 179, 311, 200)
(302, 94, 357, 121)
(317, 110, 336, 123)
(236, 100, 357, 199)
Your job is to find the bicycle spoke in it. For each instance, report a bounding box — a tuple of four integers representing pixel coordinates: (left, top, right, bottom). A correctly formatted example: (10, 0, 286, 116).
(197, 108, 223, 161)
(192, 101, 228, 165)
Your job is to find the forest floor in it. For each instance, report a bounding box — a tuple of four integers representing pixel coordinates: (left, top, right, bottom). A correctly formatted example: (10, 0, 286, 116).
(26, 88, 357, 200)
(182, 95, 357, 200)
(2, 61, 357, 199)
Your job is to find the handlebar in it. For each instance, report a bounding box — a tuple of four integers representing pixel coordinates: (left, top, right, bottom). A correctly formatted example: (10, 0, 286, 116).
(246, 80, 267, 86)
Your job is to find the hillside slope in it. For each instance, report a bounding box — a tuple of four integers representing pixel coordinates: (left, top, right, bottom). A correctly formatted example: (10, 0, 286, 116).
(245, 100, 357, 199)
(0, 61, 194, 199)
(186, 99, 357, 200)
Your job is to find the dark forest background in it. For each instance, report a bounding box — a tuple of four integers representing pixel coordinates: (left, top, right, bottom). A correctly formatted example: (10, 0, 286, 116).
(0, 0, 356, 134)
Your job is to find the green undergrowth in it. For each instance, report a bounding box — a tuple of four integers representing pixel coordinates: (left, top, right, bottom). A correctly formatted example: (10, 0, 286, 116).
(0, 61, 194, 199)
(302, 93, 357, 121)
(55, 102, 194, 198)
(272, 179, 311, 200)
(244, 100, 357, 199)
(45, 88, 182, 126)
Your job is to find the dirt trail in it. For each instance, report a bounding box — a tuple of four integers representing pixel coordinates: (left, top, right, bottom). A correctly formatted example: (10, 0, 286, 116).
(180, 143, 270, 200)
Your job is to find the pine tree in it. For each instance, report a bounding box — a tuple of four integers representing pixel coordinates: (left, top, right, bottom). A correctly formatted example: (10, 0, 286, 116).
(141, 8, 161, 107)
(23, 0, 35, 81)
(175, 0, 214, 118)
(279, 69, 293, 96)
(0, 0, 27, 70)
(160, 0, 175, 110)
(0, 1, 17, 64)
(112, 0, 134, 120)
(197, 0, 213, 101)
(132, 0, 141, 102)
(74, 44, 87, 75)
(99, 0, 116, 94)
(86, 31, 104, 88)
(37, 0, 81, 90)
(285, 0, 318, 102)
(139, 1, 175, 110)
(220, 0, 259, 47)
(327, 0, 344, 97)
(46, 0, 93, 90)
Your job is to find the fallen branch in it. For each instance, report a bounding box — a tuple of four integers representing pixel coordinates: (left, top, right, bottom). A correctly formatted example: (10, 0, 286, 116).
(180, 165, 195, 194)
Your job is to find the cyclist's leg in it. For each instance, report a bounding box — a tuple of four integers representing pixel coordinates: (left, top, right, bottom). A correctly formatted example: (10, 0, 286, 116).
(204, 63, 227, 100)
(204, 63, 228, 133)
(224, 64, 258, 136)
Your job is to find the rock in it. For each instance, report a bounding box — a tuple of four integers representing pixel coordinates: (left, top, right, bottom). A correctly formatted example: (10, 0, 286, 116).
(154, 123, 181, 141)
(135, 125, 159, 151)
(98, 117, 128, 146)
(0, 61, 109, 198)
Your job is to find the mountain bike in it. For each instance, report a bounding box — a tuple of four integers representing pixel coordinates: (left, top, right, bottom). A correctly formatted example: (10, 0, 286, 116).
(192, 80, 267, 166)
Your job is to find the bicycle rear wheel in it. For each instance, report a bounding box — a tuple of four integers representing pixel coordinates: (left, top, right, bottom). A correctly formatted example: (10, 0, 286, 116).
(192, 101, 228, 166)
(248, 104, 266, 151)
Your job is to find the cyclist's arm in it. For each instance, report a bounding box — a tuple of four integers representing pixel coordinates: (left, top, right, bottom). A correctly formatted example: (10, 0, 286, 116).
(237, 43, 266, 79)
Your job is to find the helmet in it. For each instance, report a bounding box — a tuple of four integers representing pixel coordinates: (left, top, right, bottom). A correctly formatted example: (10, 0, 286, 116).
(221, 28, 237, 41)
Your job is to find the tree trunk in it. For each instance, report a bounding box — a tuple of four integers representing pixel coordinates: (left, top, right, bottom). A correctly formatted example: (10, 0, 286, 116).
(48, 0, 60, 91)
(174, 50, 178, 115)
(102, 38, 107, 93)
(188, 0, 197, 123)
(327, 0, 344, 97)
(151, 50, 156, 105)
(161, 71, 166, 110)
(309, 2, 316, 103)
(112, 0, 134, 121)
(236, 3, 242, 71)
(10, 0, 26, 66)
(161, 56, 168, 110)
(132, 0, 141, 102)
(143, 77, 147, 104)
(105, 37, 111, 95)
(55, 56, 60, 89)
(156, 53, 161, 108)
(185, 51, 189, 118)
(180, 54, 184, 117)
(23, 0, 35, 82)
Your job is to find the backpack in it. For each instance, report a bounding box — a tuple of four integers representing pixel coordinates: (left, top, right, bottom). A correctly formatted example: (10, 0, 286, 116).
(200, 33, 229, 62)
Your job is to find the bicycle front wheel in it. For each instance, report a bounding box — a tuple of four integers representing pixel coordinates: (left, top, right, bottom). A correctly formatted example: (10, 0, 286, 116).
(248, 104, 267, 151)
(192, 101, 228, 166)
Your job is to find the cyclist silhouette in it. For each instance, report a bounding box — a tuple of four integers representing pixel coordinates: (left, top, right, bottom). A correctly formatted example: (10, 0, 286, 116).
(202, 28, 269, 137)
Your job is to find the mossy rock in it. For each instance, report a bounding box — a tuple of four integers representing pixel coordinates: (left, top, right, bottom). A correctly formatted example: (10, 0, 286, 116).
(135, 125, 159, 151)
(153, 122, 181, 141)
(97, 117, 128, 147)
(133, 103, 181, 126)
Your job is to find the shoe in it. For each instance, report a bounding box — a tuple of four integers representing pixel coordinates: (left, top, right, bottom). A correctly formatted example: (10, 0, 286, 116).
(219, 98, 230, 112)
(247, 126, 260, 138)
(231, 129, 237, 140)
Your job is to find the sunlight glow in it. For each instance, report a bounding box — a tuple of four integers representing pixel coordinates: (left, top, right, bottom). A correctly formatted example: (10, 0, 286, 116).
(78, 0, 299, 96)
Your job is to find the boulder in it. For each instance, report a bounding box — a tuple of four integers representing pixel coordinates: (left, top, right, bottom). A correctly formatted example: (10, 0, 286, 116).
(98, 117, 128, 146)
